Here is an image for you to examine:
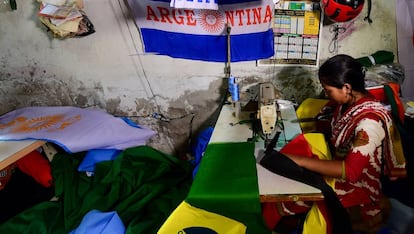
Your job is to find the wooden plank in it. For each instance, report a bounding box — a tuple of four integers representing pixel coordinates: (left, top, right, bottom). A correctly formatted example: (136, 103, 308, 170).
(260, 193, 324, 202)
(0, 140, 45, 170)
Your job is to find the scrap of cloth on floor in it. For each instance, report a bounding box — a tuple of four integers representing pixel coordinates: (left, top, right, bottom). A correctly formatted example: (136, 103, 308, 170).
(0, 146, 193, 234)
(0, 106, 156, 153)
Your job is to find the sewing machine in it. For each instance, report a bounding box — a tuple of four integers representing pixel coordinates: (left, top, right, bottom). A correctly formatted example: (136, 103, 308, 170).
(205, 83, 319, 204)
(257, 82, 279, 134)
(227, 81, 299, 148)
(251, 82, 282, 147)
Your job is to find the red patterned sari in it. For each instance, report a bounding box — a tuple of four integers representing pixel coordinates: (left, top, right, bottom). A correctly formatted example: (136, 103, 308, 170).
(262, 97, 406, 233)
(332, 97, 405, 222)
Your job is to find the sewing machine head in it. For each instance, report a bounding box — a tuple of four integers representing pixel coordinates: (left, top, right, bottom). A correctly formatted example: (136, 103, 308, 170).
(256, 82, 281, 142)
(232, 81, 285, 147)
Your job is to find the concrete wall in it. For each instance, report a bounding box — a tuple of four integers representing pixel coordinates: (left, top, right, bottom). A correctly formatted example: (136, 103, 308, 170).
(0, 0, 398, 156)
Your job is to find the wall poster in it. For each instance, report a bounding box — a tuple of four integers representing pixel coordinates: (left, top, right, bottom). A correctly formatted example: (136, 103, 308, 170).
(257, 0, 322, 67)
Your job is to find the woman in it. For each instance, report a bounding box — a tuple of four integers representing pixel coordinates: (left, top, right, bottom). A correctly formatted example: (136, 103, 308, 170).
(261, 54, 406, 233)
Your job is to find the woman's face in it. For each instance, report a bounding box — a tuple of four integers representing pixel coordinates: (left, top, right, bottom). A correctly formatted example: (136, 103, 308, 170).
(321, 82, 348, 104)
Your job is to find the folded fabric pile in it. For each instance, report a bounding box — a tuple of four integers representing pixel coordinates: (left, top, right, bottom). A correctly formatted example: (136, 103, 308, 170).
(0, 146, 193, 233)
(37, 0, 95, 38)
(356, 50, 395, 68)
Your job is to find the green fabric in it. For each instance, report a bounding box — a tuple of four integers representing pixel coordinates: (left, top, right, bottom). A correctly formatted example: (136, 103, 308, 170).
(186, 142, 271, 234)
(0, 146, 192, 234)
(356, 50, 394, 67)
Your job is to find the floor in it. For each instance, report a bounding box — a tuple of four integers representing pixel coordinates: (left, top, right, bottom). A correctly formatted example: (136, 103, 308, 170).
(385, 198, 414, 234)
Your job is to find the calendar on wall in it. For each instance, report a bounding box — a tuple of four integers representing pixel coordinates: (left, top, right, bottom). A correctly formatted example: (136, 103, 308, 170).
(257, 0, 322, 67)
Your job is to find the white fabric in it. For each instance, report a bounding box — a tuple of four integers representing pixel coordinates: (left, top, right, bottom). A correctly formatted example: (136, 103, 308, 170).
(132, 0, 273, 35)
(0, 106, 156, 153)
(368, 55, 376, 65)
(396, 0, 414, 100)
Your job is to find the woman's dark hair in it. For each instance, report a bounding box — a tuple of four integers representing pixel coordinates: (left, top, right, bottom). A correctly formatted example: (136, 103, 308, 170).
(318, 54, 367, 93)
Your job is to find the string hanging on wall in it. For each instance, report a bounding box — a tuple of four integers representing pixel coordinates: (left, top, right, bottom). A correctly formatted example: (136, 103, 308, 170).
(328, 24, 346, 54)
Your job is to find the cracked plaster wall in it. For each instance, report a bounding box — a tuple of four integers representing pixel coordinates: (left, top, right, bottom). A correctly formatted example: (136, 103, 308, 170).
(0, 0, 397, 157)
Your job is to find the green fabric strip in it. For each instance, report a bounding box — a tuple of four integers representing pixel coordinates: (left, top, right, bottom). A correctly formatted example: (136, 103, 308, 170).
(186, 142, 270, 234)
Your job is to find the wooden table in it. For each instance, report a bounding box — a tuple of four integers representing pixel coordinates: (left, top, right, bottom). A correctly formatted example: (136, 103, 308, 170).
(0, 140, 45, 170)
(209, 101, 323, 202)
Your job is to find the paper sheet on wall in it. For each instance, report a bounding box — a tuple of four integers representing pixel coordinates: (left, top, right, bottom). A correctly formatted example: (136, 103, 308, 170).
(257, 0, 322, 67)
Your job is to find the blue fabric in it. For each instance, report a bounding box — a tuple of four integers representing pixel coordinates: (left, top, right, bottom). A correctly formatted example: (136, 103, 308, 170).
(140, 29, 274, 62)
(190, 127, 214, 178)
(69, 210, 125, 234)
(78, 149, 122, 173)
(120, 117, 142, 128)
(191, 127, 214, 166)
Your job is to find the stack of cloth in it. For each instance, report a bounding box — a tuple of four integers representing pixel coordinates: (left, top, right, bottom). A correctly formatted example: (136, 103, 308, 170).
(37, 0, 95, 39)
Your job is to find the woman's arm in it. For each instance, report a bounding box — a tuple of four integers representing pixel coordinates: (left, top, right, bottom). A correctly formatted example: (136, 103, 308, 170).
(286, 118, 385, 181)
(285, 154, 343, 178)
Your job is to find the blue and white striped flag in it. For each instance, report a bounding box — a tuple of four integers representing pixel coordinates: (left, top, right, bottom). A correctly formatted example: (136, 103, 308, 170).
(127, 0, 274, 62)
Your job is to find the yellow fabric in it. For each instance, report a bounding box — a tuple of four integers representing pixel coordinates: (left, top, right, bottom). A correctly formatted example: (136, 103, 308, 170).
(303, 133, 332, 160)
(389, 124, 406, 166)
(302, 133, 335, 234)
(157, 201, 247, 234)
(296, 98, 329, 133)
(302, 203, 328, 234)
(303, 133, 335, 187)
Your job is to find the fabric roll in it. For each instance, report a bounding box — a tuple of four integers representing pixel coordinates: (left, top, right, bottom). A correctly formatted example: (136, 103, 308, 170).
(356, 50, 394, 67)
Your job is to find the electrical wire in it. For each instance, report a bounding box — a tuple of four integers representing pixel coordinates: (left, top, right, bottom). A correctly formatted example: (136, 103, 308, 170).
(116, 0, 182, 153)
(116, 0, 162, 114)
(115, 111, 197, 156)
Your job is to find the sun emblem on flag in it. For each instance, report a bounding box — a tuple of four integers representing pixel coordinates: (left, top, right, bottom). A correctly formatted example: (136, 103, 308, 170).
(198, 10, 225, 33)
(9, 114, 81, 133)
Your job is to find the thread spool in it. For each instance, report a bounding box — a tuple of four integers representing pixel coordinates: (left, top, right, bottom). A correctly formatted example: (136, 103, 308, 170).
(228, 76, 239, 102)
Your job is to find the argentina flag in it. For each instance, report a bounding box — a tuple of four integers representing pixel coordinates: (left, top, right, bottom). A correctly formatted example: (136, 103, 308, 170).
(0, 106, 156, 153)
(127, 0, 275, 62)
